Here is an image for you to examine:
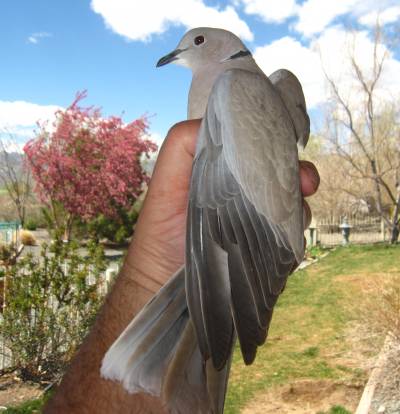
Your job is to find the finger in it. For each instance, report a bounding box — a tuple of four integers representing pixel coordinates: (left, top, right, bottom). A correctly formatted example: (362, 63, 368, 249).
(303, 199, 312, 229)
(299, 160, 320, 197)
(165, 119, 201, 158)
(179, 119, 202, 158)
(149, 120, 201, 197)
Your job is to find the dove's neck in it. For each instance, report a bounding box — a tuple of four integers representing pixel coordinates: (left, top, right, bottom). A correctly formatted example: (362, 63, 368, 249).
(187, 58, 262, 120)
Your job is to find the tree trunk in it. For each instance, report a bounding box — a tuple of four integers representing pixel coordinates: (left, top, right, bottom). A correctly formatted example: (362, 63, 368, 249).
(391, 192, 400, 244)
(390, 224, 399, 243)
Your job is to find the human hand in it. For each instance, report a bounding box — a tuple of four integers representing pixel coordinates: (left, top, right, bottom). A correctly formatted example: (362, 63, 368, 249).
(44, 120, 319, 414)
(127, 120, 320, 290)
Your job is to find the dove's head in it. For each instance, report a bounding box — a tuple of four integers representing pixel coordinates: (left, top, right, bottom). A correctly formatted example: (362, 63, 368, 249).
(156, 27, 250, 71)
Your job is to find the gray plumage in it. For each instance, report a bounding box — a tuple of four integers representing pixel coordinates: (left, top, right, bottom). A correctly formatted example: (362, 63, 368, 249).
(101, 27, 309, 413)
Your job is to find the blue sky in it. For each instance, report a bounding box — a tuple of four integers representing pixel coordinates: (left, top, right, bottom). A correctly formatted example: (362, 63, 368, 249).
(1, 0, 399, 147)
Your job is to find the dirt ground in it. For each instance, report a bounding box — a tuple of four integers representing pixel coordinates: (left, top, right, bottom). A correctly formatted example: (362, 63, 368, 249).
(0, 378, 362, 413)
(0, 375, 43, 408)
(241, 379, 363, 413)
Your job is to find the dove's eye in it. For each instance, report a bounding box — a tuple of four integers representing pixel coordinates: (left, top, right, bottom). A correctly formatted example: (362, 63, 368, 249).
(194, 35, 205, 46)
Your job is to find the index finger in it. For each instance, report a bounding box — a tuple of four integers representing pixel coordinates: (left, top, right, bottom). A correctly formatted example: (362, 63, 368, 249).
(299, 160, 320, 197)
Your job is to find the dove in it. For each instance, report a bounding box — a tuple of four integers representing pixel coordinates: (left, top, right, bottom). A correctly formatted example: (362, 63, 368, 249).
(101, 27, 310, 414)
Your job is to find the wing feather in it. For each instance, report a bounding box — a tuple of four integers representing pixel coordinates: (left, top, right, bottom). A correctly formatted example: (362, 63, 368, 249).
(186, 68, 306, 369)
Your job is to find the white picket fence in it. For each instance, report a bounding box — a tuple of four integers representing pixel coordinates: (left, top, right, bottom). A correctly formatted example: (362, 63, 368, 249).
(0, 322, 12, 372)
(0, 262, 120, 371)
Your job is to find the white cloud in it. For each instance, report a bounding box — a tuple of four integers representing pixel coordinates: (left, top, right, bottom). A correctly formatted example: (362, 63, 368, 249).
(294, 0, 400, 37)
(359, 6, 400, 27)
(254, 36, 324, 108)
(316, 27, 400, 104)
(0, 101, 61, 141)
(294, 0, 359, 37)
(91, 0, 253, 42)
(27, 32, 52, 44)
(254, 26, 400, 110)
(238, 0, 298, 23)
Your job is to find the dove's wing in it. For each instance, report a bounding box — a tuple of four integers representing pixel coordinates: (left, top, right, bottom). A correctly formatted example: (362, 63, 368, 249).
(186, 68, 305, 370)
(269, 69, 310, 149)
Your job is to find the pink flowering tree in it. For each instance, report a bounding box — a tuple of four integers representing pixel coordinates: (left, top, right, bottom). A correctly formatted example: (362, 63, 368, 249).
(24, 92, 157, 240)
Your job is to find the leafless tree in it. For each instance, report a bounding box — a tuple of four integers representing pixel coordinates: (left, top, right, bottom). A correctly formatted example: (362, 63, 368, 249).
(322, 24, 400, 242)
(0, 133, 32, 227)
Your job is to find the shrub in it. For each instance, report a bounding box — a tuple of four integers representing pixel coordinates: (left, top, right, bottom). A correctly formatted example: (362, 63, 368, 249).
(24, 219, 38, 231)
(355, 269, 400, 347)
(0, 242, 15, 263)
(87, 204, 140, 244)
(19, 230, 36, 246)
(367, 274, 400, 341)
(0, 239, 107, 381)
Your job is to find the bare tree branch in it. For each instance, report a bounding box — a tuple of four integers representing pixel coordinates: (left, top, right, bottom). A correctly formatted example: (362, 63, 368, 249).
(321, 23, 400, 241)
(0, 133, 32, 226)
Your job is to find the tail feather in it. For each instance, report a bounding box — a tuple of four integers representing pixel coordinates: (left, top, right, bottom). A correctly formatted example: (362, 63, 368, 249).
(163, 321, 233, 414)
(163, 322, 211, 413)
(101, 267, 232, 413)
(205, 354, 233, 414)
(101, 268, 187, 396)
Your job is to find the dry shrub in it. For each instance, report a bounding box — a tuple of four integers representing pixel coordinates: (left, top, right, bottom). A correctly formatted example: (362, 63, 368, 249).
(360, 274, 400, 343)
(20, 230, 37, 246)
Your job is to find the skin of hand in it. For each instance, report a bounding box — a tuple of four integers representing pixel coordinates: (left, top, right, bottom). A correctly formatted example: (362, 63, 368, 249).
(44, 119, 319, 414)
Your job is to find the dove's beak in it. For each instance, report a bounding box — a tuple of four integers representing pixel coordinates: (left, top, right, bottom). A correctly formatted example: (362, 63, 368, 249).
(156, 48, 186, 67)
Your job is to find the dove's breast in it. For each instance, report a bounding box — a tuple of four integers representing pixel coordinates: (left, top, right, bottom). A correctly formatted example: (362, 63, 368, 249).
(188, 67, 221, 119)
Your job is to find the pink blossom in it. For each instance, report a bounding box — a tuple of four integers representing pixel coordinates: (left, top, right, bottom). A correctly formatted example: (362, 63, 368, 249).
(24, 91, 157, 220)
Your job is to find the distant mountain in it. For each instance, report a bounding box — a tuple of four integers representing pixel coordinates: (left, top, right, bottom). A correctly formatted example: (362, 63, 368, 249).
(0, 151, 25, 174)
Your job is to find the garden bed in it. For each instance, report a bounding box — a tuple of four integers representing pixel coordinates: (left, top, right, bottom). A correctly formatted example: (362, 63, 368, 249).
(0, 374, 42, 409)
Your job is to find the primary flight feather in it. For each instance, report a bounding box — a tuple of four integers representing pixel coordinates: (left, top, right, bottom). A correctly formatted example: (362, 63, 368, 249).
(101, 27, 310, 414)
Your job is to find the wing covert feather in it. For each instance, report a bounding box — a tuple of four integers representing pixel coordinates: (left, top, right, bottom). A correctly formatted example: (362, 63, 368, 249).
(211, 69, 304, 261)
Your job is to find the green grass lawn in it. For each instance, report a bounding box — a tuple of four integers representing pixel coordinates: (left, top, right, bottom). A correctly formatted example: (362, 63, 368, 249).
(5, 243, 399, 413)
(225, 243, 399, 413)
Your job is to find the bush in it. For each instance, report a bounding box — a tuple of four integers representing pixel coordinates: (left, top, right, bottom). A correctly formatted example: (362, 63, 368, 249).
(19, 230, 36, 246)
(305, 244, 331, 260)
(361, 274, 400, 342)
(24, 219, 38, 231)
(0, 242, 15, 263)
(87, 203, 140, 244)
(0, 239, 107, 381)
